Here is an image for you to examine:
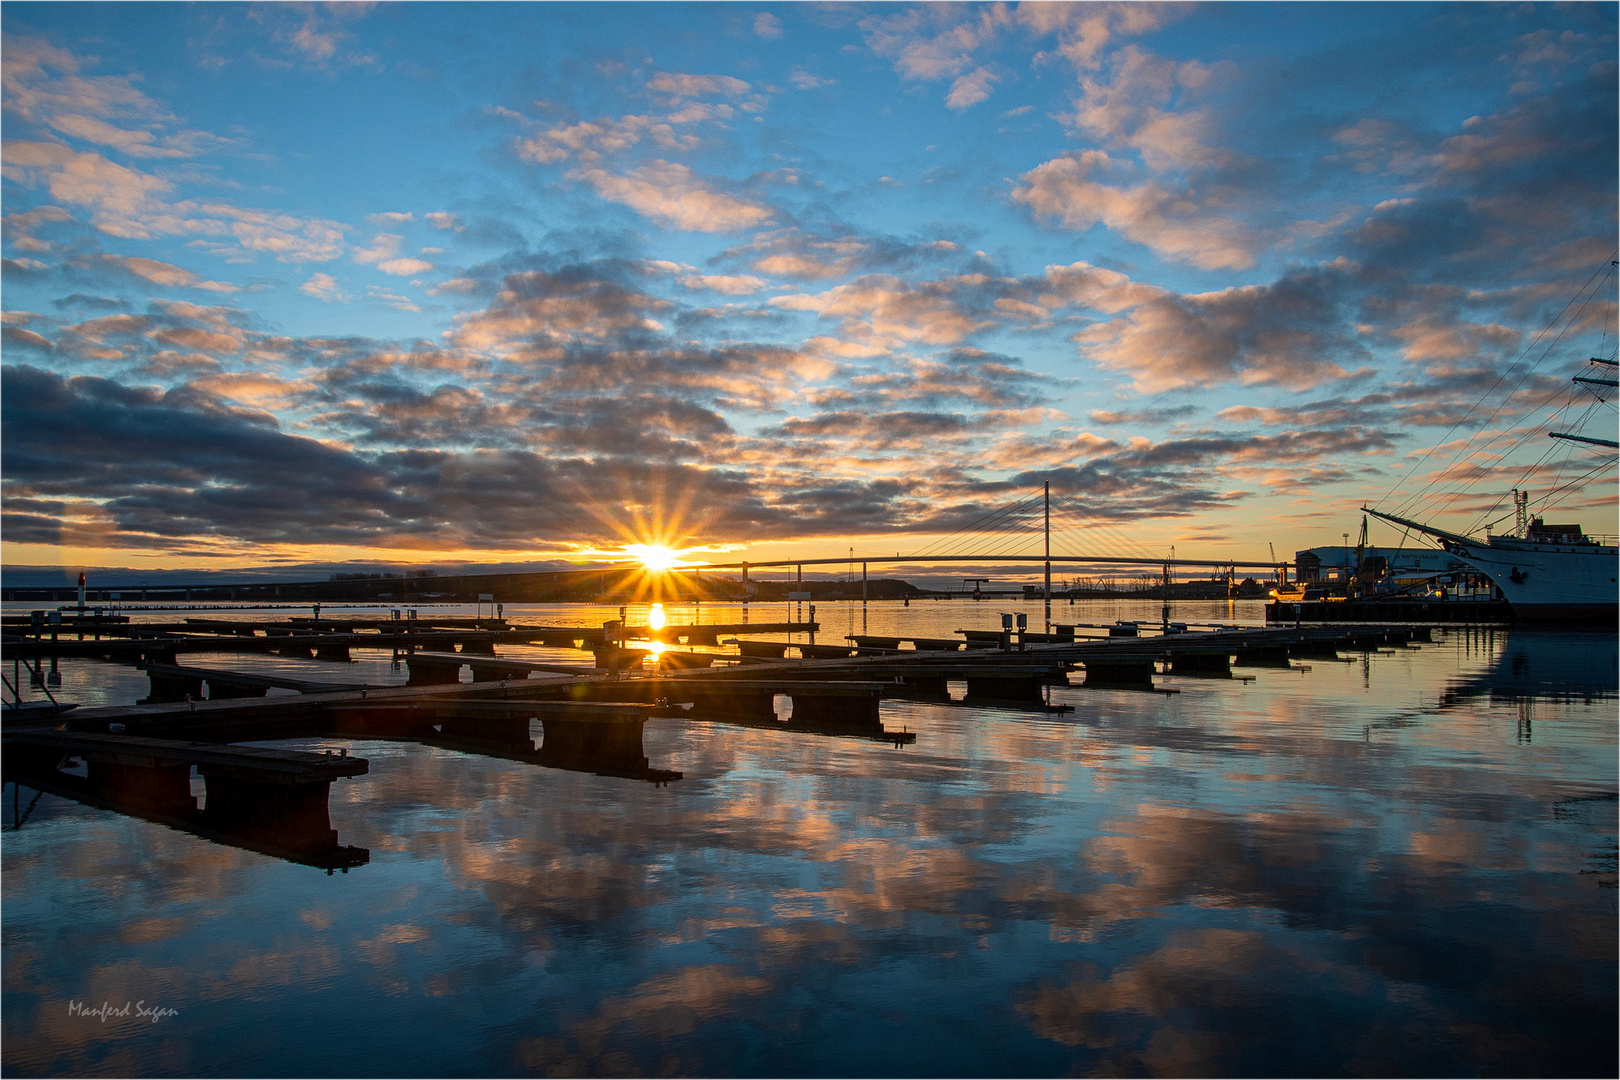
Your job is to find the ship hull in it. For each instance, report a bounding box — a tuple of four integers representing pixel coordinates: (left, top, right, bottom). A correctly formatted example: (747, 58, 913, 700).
(1442, 539, 1619, 622)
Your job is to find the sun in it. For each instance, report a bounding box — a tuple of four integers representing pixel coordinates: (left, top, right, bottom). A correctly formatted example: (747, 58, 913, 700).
(626, 544, 683, 573)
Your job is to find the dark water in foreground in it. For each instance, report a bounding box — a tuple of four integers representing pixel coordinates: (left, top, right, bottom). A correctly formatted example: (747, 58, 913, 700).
(2, 602, 1616, 1077)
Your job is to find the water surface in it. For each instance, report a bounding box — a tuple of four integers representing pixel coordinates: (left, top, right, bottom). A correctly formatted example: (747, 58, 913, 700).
(4, 603, 1614, 1077)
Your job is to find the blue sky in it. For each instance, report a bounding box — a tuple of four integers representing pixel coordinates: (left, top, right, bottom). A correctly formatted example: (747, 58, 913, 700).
(3, 2, 1615, 575)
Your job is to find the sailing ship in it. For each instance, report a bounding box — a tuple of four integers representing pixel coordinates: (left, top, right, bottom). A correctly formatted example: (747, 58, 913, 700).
(1363, 504, 1616, 620)
(1364, 355, 1618, 622)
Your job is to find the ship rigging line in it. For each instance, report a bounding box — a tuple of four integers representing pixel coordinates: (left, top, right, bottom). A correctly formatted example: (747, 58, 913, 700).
(1451, 384, 1592, 533)
(1380, 253, 1619, 520)
(1462, 388, 1615, 535)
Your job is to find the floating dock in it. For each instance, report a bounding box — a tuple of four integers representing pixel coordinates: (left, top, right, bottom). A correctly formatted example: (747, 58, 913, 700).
(4, 619, 1437, 870)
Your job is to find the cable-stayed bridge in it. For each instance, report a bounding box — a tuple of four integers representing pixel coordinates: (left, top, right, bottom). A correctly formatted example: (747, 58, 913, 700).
(698, 484, 1285, 582)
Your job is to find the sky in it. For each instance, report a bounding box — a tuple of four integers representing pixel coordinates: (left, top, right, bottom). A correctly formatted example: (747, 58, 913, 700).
(2, 1, 1616, 580)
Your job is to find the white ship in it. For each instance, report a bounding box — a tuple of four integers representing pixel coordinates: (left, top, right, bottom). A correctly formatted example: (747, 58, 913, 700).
(1363, 506, 1617, 620)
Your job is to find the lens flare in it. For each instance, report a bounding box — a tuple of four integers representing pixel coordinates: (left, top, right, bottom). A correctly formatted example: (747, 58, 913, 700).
(648, 603, 666, 630)
(627, 544, 682, 572)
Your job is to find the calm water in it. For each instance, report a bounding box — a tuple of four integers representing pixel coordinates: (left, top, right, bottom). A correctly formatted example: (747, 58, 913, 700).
(3, 601, 1615, 1077)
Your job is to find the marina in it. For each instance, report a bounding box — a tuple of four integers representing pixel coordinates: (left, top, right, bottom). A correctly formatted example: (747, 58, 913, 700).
(3, 598, 1615, 1076)
(3, 3, 1616, 1076)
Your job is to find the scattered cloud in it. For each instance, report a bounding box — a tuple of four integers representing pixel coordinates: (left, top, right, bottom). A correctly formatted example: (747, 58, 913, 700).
(578, 161, 772, 233)
(353, 232, 433, 275)
(366, 285, 423, 312)
(301, 272, 350, 302)
(753, 12, 784, 40)
(84, 253, 239, 292)
(1013, 150, 1258, 270)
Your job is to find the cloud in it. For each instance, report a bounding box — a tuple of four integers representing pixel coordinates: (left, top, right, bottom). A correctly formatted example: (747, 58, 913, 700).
(366, 285, 423, 313)
(451, 268, 672, 358)
(789, 69, 835, 90)
(2, 204, 74, 251)
(645, 72, 754, 99)
(248, 2, 380, 70)
(770, 274, 996, 348)
(809, 349, 1047, 411)
(512, 72, 769, 182)
(752, 253, 849, 280)
(1013, 150, 1258, 270)
(3, 142, 348, 261)
(677, 273, 766, 295)
(860, 5, 1013, 83)
(88, 254, 239, 292)
(578, 161, 772, 233)
(190, 370, 310, 410)
(353, 232, 433, 275)
(301, 272, 350, 302)
(753, 13, 784, 40)
(859, 3, 1184, 109)
(3, 141, 176, 238)
(2, 361, 904, 550)
(2, 36, 231, 159)
(353, 233, 401, 264)
(726, 228, 964, 283)
(377, 258, 433, 276)
(1017, 2, 1188, 71)
(1070, 265, 1371, 393)
(945, 67, 999, 110)
(44, 298, 254, 366)
(764, 409, 985, 448)
(189, 201, 348, 263)
(3, 326, 54, 351)
(1089, 405, 1198, 426)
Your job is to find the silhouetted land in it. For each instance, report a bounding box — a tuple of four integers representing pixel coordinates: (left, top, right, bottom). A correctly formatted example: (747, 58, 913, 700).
(2, 568, 1269, 605)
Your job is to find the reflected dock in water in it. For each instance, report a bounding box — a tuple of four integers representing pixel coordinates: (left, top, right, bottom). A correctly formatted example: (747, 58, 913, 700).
(2, 730, 370, 870)
(328, 699, 684, 783)
(3, 767, 369, 872)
